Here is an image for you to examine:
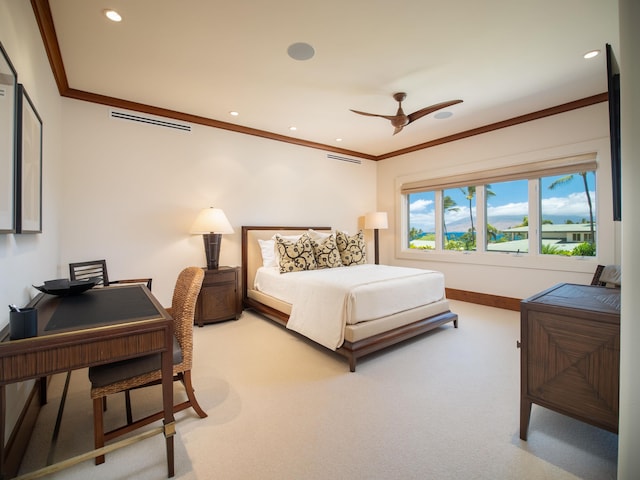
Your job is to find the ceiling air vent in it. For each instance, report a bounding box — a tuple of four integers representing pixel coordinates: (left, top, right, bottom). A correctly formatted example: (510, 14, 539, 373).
(326, 154, 361, 164)
(109, 110, 191, 132)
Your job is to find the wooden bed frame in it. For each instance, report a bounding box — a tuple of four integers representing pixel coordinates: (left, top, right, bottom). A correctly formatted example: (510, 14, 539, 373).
(241, 226, 458, 371)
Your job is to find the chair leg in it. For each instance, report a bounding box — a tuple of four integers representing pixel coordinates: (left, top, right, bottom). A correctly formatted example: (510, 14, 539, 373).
(125, 390, 133, 424)
(182, 370, 207, 418)
(93, 397, 106, 465)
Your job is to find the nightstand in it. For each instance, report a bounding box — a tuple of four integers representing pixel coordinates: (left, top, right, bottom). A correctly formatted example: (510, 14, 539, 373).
(194, 266, 242, 327)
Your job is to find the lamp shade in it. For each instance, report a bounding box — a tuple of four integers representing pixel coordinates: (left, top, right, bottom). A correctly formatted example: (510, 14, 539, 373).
(364, 212, 388, 230)
(191, 207, 234, 234)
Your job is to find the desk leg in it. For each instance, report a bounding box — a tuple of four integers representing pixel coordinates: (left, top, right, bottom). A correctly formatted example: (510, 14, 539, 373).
(1, 385, 6, 480)
(162, 327, 175, 478)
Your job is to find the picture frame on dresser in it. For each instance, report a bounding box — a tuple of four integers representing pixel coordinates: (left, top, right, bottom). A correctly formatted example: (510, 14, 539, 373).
(16, 84, 43, 234)
(0, 42, 18, 234)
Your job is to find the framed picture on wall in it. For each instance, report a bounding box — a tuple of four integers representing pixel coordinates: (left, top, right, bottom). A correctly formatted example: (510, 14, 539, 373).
(16, 84, 43, 234)
(0, 42, 17, 233)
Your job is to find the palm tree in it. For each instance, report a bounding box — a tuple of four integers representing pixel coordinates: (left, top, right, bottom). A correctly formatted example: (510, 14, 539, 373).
(460, 186, 477, 244)
(443, 195, 459, 241)
(460, 185, 495, 246)
(548, 172, 595, 243)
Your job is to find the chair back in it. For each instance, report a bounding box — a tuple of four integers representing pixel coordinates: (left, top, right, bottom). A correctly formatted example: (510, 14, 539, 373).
(171, 267, 205, 371)
(69, 260, 110, 286)
(591, 264, 621, 288)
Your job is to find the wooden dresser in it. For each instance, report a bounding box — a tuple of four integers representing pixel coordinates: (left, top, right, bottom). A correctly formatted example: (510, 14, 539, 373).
(519, 283, 620, 440)
(194, 266, 242, 326)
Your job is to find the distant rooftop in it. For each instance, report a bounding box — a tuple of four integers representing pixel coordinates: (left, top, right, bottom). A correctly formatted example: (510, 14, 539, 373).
(503, 224, 594, 233)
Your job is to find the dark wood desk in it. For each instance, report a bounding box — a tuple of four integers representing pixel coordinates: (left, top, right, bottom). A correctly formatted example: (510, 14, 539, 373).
(520, 283, 620, 440)
(0, 285, 176, 479)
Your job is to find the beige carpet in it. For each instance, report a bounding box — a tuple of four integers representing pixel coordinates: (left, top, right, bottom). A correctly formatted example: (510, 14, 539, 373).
(19, 300, 618, 479)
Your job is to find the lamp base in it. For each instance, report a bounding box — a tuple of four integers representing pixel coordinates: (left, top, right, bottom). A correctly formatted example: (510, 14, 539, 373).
(374, 228, 380, 265)
(203, 233, 222, 270)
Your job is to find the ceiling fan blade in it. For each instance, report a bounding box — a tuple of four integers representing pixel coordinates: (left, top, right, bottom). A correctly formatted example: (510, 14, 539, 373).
(350, 109, 398, 121)
(407, 99, 463, 124)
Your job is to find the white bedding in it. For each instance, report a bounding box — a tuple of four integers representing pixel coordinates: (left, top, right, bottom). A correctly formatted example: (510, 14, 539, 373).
(254, 264, 446, 350)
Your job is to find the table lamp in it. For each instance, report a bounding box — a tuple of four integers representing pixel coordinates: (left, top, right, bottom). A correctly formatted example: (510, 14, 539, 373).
(364, 212, 388, 265)
(191, 207, 234, 269)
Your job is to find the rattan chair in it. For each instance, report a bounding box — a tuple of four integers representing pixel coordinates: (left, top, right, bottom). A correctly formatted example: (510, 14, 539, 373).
(88, 266, 206, 464)
(69, 259, 153, 291)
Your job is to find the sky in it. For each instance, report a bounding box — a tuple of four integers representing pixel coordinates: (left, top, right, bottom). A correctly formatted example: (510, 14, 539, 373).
(409, 172, 596, 233)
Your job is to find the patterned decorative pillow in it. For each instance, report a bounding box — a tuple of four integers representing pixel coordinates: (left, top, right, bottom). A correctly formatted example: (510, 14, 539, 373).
(274, 233, 317, 273)
(311, 234, 343, 269)
(336, 230, 366, 266)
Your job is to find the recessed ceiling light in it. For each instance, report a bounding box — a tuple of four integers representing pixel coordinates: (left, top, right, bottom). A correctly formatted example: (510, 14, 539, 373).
(335, 138, 343, 142)
(229, 111, 239, 116)
(104, 9, 122, 22)
(583, 50, 600, 59)
(287, 42, 315, 61)
(289, 126, 297, 131)
(434, 111, 453, 119)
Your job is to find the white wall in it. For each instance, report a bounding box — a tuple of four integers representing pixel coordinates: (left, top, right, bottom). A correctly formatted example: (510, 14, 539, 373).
(0, 0, 63, 436)
(618, 0, 639, 476)
(377, 103, 617, 299)
(58, 99, 377, 306)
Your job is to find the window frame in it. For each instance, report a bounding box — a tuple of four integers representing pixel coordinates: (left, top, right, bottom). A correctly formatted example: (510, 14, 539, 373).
(397, 151, 606, 274)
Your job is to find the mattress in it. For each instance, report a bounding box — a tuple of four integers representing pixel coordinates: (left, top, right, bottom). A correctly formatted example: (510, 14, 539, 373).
(254, 264, 446, 349)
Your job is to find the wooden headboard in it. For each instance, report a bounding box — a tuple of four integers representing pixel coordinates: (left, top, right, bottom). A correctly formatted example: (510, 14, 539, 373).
(241, 226, 331, 307)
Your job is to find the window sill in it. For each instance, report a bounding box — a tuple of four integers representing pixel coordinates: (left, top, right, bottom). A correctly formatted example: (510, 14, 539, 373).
(396, 248, 599, 274)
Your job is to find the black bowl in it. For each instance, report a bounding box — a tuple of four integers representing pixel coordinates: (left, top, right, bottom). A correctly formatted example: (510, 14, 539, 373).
(34, 277, 98, 296)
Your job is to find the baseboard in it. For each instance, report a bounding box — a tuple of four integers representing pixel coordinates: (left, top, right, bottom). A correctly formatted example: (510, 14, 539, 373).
(3, 379, 43, 478)
(445, 288, 521, 311)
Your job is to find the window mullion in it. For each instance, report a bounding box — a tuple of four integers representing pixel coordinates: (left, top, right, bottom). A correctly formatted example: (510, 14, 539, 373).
(435, 191, 442, 250)
(528, 180, 540, 255)
(476, 186, 486, 252)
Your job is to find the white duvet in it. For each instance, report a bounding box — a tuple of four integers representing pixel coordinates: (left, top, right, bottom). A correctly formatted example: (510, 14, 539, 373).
(254, 264, 445, 350)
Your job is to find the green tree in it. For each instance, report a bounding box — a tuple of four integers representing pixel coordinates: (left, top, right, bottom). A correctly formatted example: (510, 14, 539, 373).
(486, 223, 500, 242)
(460, 186, 477, 245)
(548, 172, 595, 243)
(460, 185, 495, 246)
(443, 195, 459, 241)
(409, 227, 424, 241)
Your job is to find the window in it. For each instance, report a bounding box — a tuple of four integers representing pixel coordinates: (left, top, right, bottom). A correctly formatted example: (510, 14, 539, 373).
(408, 191, 435, 250)
(443, 186, 477, 251)
(403, 153, 597, 258)
(486, 180, 528, 253)
(540, 171, 596, 256)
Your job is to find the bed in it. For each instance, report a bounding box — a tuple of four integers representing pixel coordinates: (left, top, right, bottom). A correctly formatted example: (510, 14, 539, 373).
(241, 226, 458, 371)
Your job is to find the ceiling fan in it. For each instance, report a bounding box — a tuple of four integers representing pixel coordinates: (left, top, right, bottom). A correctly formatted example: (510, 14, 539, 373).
(350, 92, 463, 135)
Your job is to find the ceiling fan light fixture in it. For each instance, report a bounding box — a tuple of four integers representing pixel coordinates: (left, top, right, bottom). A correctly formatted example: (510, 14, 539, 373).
(104, 9, 122, 22)
(350, 92, 463, 135)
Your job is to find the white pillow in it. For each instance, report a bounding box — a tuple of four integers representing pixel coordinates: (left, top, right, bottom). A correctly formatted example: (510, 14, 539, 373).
(308, 229, 334, 241)
(257, 239, 277, 268)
